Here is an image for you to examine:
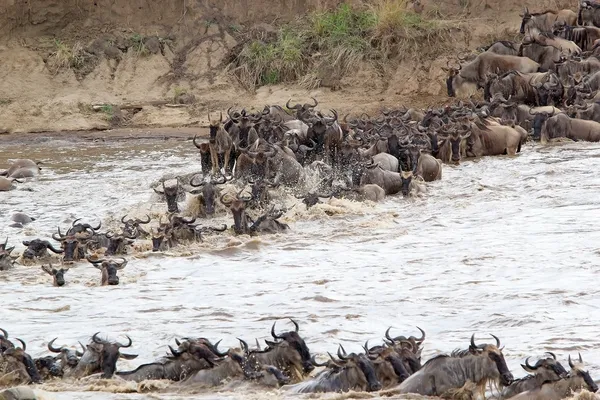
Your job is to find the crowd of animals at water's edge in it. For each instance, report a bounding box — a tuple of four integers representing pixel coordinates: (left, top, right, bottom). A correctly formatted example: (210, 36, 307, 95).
(4, 1, 600, 397)
(0, 323, 597, 398)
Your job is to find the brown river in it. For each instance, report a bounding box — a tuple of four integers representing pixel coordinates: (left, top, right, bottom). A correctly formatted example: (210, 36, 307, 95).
(1, 135, 600, 400)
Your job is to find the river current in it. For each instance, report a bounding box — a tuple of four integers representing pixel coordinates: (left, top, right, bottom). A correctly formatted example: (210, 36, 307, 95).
(1, 136, 599, 399)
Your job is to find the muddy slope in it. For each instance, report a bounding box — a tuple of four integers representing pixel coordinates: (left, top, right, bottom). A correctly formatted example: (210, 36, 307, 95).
(0, 0, 577, 133)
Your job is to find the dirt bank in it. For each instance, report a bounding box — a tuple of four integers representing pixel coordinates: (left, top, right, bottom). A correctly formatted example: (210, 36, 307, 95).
(0, 0, 577, 134)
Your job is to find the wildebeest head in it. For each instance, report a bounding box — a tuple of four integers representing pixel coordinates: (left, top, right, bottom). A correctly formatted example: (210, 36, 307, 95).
(22, 239, 63, 260)
(400, 171, 414, 197)
(286, 97, 318, 120)
(531, 109, 556, 139)
(384, 326, 426, 358)
(220, 189, 252, 235)
(189, 174, 230, 215)
(0, 238, 16, 270)
(3, 338, 42, 384)
(270, 319, 314, 374)
(334, 345, 383, 392)
(104, 231, 136, 256)
(66, 218, 101, 236)
(208, 111, 224, 140)
(193, 135, 212, 174)
(87, 257, 127, 285)
(442, 60, 463, 98)
(521, 352, 568, 379)
(444, 127, 471, 163)
(47, 337, 83, 370)
(41, 264, 69, 287)
(34, 355, 63, 379)
(90, 332, 137, 378)
(365, 343, 411, 386)
(568, 353, 598, 393)
(469, 334, 513, 387)
(519, 7, 532, 34)
(52, 228, 92, 263)
(120, 214, 151, 238)
(154, 180, 180, 213)
(0, 328, 13, 352)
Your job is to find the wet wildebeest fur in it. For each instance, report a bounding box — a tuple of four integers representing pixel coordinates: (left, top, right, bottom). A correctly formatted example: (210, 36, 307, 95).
(41, 264, 69, 287)
(154, 179, 181, 213)
(22, 239, 63, 261)
(397, 334, 513, 396)
(86, 257, 127, 286)
(286, 346, 382, 393)
(0, 238, 16, 270)
(0, 338, 42, 384)
(501, 352, 568, 398)
(52, 227, 92, 263)
(47, 337, 83, 376)
(67, 332, 137, 379)
(120, 214, 151, 238)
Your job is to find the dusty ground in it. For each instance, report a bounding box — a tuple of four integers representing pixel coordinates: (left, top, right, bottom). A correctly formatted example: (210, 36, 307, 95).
(0, 0, 578, 134)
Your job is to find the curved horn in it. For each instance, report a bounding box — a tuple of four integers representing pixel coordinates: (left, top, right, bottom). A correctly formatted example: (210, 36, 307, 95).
(116, 335, 132, 348)
(569, 355, 574, 369)
(385, 327, 395, 343)
(86, 256, 104, 265)
(92, 332, 104, 344)
(169, 345, 182, 357)
(337, 344, 348, 361)
(309, 97, 318, 107)
(0, 328, 7, 338)
(416, 326, 426, 343)
(136, 215, 151, 224)
(212, 339, 229, 357)
(310, 355, 329, 367)
(546, 351, 557, 360)
(289, 318, 299, 333)
(286, 99, 301, 110)
(490, 334, 500, 348)
(579, 352, 583, 364)
(193, 135, 203, 149)
(525, 356, 539, 370)
(15, 338, 26, 350)
(121, 215, 128, 224)
(175, 338, 181, 346)
(271, 321, 283, 340)
(47, 338, 63, 353)
(470, 333, 478, 348)
(237, 338, 249, 354)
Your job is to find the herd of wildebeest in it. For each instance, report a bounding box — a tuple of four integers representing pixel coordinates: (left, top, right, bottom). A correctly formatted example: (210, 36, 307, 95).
(2, 2, 600, 398)
(0, 323, 597, 399)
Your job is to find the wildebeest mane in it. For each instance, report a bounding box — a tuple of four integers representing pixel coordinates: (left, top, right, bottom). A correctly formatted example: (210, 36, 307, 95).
(423, 354, 450, 366)
(450, 349, 472, 358)
(530, 10, 558, 16)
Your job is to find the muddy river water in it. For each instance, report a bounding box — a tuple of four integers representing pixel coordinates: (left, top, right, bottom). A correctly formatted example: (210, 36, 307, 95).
(1, 136, 600, 399)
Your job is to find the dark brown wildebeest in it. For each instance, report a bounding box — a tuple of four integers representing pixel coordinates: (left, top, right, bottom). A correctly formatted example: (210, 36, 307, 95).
(120, 215, 151, 238)
(220, 190, 288, 235)
(579, 1, 600, 27)
(554, 57, 600, 86)
(153, 179, 181, 213)
(47, 338, 83, 377)
(520, 7, 577, 35)
(188, 174, 229, 217)
(100, 231, 136, 256)
(444, 53, 540, 98)
(571, 101, 600, 122)
(0, 338, 42, 384)
(299, 109, 343, 166)
(509, 354, 598, 400)
(501, 352, 569, 398)
(41, 264, 69, 287)
(244, 319, 314, 383)
(286, 97, 319, 121)
(193, 135, 212, 174)
(34, 355, 63, 380)
(397, 334, 514, 396)
(86, 257, 127, 286)
(286, 345, 382, 393)
(52, 228, 92, 263)
(554, 23, 600, 51)
(207, 112, 234, 175)
(234, 145, 278, 181)
(22, 238, 63, 261)
(117, 338, 223, 382)
(67, 333, 137, 379)
(363, 343, 411, 387)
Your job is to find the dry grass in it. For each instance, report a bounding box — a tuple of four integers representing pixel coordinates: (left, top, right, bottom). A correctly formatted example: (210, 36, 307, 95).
(47, 40, 85, 75)
(227, 0, 462, 91)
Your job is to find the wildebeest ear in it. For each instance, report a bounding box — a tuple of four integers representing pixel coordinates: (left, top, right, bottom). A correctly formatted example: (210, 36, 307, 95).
(265, 339, 279, 348)
(119, 353, 138, 360)
(468, 345, 479, 354)
(22, 241, 31, 246)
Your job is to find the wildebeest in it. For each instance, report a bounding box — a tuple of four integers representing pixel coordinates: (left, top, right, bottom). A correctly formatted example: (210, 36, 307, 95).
(193, 135, 213, 173)
(52, 228, 91, 263)
(365, 344, 411, 388)
(67, 332, 137, 379)
(286, 346, 382, 393)
(120, 215, 151, 238)
(479, 40, 519, 56)
(450, 118, 524, 162)
(9, 212, 35, 229)
(509, 354, 598, 400)
(22, 239, 63, 261)
(86, 257, 127, 286)
(207, 112, 234, 175)
(245, 319, 314, 383)
(153, 179, 181, 213)
(444, 52, 541, 98)
(0, 338, 42, 385)
(570, 101, 600, 122)
(41, 264, 69, 287)
(397, 334, 514, 396)
(220, 190, 288, 235)
(286, 97, 319, 121)
(0, 238, 17, 270)
(0, 177, 22, 191)
(519, 7, 577, 35)
(34, 355, 63, 380)
(46, 338, 83, 376)
(501, 352, 569, 399)
(537, 111, 600, 142)
(554, 23, 600, 51)
(360, 163, 407, 195)
(188, 174, 229, 216)
(0, 159, 41, 178)
(579, 0, 600, 27)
